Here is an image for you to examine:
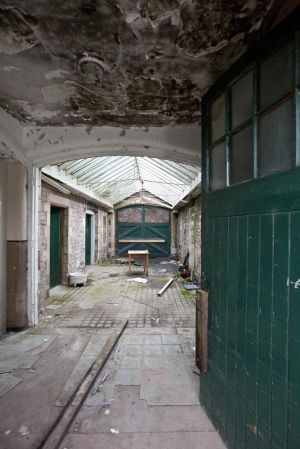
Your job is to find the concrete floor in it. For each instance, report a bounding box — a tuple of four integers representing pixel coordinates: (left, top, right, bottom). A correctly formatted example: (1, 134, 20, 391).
(0, 260, 226, 449)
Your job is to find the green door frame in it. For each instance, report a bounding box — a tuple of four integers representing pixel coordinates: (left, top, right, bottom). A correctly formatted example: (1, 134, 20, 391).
(85, 213, 92, 265)
(200, 11, 300, 449)
(50, 206, 61, 288)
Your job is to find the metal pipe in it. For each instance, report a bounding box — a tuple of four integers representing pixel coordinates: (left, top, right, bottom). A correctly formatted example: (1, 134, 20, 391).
(157, 278, 173, 297)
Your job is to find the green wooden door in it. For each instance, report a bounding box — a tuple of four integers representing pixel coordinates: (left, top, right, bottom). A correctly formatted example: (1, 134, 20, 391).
(85, 214, 92, 265)
(201, 15, 300, 449)
(50, 206, 61, 287)
(116, 205, 171, 258)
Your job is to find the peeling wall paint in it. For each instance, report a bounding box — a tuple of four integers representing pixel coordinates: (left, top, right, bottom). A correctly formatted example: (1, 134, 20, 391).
(23, 124, 202, 167)
(0, 0, 285, 127)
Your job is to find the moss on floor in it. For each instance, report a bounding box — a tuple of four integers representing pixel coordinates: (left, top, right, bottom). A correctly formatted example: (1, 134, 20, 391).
(87, 286, 107, 298)
(44, 294, 71, 305)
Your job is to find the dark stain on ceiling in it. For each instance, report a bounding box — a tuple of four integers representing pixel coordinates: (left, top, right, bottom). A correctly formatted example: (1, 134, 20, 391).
(0, 1, 284, 126)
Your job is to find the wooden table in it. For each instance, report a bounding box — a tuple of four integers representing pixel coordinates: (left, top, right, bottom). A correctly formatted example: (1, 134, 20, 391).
(128, 250, 149, 276)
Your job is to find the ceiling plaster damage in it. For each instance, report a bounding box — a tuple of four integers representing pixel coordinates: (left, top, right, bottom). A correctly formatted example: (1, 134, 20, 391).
(0, 0, 285, 127)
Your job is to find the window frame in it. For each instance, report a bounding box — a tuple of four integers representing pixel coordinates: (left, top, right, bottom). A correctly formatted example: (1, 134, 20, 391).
(206, 32, 299, 192)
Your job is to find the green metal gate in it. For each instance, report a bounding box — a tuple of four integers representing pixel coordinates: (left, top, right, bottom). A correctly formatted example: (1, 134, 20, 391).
(50, 206, 61, 287)
(201, 12, 300, 449)
(85, 214, 92, 265)
(116, 205, 171, 258)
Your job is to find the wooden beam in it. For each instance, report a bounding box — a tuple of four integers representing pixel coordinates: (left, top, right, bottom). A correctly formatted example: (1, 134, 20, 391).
(119, 239, 165, 243)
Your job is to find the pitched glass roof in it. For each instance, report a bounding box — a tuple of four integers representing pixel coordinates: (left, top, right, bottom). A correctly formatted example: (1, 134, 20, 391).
(47, 156, 200, 206)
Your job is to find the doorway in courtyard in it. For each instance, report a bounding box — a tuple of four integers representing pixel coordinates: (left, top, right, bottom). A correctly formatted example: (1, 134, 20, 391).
(50, 206, 63, 288)
(116, 205, 171, 258)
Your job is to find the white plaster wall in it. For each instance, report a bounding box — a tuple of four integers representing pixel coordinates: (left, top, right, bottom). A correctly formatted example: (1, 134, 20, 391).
(0, 109, 201, 170)
(0, 109, 28, 166)
(0, 161, 7, 334)
(6, 162, 27, 241)
(23, 125, 202, 167)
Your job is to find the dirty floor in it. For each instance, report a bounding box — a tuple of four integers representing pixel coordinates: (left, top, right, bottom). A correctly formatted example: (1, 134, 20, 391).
(0, 260, 226, 449)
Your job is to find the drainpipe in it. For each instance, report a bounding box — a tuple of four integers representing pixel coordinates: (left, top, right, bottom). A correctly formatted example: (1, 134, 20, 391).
(27, 167, 40, 326)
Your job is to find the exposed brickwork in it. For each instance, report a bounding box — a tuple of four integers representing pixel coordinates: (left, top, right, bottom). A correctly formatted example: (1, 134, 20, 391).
(96, 209, 108, 258)
(145, 208, 169, 223)
(115, 191, 171, 209)
(38, 183, 109, 304)
(118, 207, 143, 223)
(176, 195, 201, 282)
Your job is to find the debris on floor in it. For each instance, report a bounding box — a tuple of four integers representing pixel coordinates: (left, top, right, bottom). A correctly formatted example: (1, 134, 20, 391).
(116, 258, 129, 264)
(126, 277, 148, 284)
(179, 267, 191, 279)
(184, 284, 200, 290)
(112, 343, 121, 359)
(92, 372, 109, 395)
(69, 272, 88, 287)
(0, 262, 226, 449)
(17, 425, 30, 436)
(151, 317, 160, 327)
(96, 399, 115, 410)
(157, 278, 174, 297)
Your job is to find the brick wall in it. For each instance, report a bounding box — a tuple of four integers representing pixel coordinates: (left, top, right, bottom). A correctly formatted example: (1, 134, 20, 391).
(175, 195, 201, 281)
(107, 212, 115, 256)
(115, 191, 171, 209)
(96, 209, 108, 259)
(39, 183, 108, 304)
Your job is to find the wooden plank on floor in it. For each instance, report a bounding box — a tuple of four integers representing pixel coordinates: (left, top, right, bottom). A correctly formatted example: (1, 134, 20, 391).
(195, 289, 208, 373)
(38, 321, 128, 449)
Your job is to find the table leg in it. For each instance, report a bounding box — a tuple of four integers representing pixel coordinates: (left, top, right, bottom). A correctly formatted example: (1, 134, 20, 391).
(129, 255, 131, 273)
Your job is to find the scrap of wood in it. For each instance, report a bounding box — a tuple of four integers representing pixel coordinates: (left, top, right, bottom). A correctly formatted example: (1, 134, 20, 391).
(195, 289, 208, 373)
(121, 295, 159, 310)
(183, 252, 189, 266)
(38, 321, 128, 449)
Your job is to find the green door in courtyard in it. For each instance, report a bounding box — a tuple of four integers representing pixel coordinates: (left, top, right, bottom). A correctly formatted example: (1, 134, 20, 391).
(116, 205, 171, 258)
(200, 14, 300, 449)
(85, 214, 92, 265)
(50, 206, 61, 287)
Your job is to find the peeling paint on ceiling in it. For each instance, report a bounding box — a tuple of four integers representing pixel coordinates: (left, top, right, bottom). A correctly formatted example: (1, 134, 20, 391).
(0, 1, 285, 127)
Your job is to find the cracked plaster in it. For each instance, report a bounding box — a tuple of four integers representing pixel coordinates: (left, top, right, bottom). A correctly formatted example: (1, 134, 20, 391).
(0, 0, 286, 127)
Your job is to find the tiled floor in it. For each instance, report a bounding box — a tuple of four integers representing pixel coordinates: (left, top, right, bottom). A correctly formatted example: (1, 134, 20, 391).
(60, 326, 226, 449)
(0, 260, 226, 449)
(42, 260, 196, 329)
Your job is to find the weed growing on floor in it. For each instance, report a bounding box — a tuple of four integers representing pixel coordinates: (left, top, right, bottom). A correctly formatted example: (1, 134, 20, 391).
(44, 294, 72, 305)
(97, 257, 113, 266)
